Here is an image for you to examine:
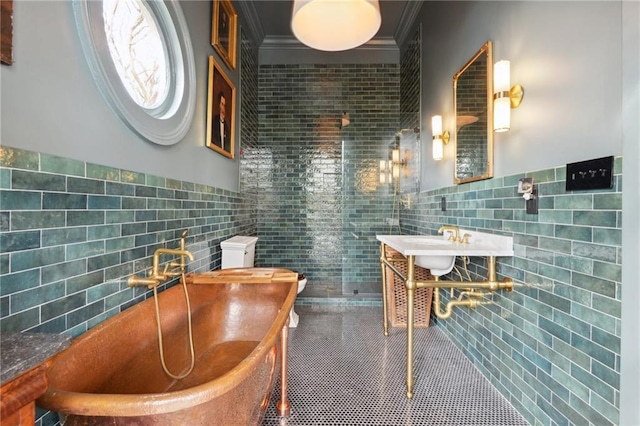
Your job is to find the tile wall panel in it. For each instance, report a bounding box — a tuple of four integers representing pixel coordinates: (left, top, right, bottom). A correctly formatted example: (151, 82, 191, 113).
(398, 26, 422, 195)
(0, 145, 258, 426)
(257, 63, 400, 296)
(400, 158, 623, 425)
(0, 145, 257, 337)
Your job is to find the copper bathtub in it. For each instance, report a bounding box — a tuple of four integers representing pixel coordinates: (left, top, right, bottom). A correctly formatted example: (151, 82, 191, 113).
(38, 268, 298, 425)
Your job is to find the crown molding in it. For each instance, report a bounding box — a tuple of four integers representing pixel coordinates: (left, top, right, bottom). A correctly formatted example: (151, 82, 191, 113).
(234, 0, 264, 46)
(260, 36, 398, 51)
(394, 0, 423, 49)
(259, 36, 399, 65)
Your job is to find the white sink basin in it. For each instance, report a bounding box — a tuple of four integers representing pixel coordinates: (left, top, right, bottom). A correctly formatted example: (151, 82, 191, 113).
(377, 231, 514, 277)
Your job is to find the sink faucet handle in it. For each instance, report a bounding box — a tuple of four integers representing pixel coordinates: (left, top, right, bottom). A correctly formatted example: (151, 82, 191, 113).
(438, 225, 460, 242)
(461, 233, 471, 244)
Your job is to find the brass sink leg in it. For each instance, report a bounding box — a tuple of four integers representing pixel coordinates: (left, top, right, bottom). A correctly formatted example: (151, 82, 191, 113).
(405, 255, 416, 399)
(380, 243, 389, 336)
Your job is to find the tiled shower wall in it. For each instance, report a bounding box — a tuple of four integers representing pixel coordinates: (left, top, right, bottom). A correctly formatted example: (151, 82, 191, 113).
(254, 64, 400, 296)
(401, 160, 622, 425)
(398, 26, 422, 195)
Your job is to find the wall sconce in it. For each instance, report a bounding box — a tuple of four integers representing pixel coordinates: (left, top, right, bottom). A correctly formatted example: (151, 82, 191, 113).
(291, 0, 381, 51)
(392, 148, 405, 179)
(493, 60, 524, 132)
(431, 115, 450, 161)
(380, 160, 393, 184)
(380, 146, 409, 184)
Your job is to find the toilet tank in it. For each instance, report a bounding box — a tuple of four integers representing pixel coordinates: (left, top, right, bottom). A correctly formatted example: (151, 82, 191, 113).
(220, 236, 258, 269)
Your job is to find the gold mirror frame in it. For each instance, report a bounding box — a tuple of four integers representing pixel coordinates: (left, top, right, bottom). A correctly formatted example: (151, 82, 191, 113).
(453, 41, 494, 184)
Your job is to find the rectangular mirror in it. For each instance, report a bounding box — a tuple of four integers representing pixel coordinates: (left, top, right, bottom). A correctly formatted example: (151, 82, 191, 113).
(453, 41, 493, 184)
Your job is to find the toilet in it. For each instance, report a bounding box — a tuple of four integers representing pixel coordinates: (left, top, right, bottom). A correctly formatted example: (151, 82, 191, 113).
(220, 236, 258, 269)
(220, 236, 306, 328)
(289, 273, 307, 328)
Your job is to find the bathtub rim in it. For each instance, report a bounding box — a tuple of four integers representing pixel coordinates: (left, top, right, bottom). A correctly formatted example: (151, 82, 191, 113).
(38, 268, 298, 417)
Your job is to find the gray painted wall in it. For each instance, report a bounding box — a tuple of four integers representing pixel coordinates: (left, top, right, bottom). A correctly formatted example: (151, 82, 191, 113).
(413, 1, 639, 423)
(1, 1, 240, 192)
(620, 2, 640, 424)
(419, 1, 623, 191)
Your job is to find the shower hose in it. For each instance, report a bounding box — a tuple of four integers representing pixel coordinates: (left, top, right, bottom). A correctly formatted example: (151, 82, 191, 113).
(152, 272, 195, 379)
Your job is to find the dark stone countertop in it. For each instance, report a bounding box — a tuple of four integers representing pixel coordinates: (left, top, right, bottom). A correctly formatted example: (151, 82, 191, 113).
(0, 332, 72, 384)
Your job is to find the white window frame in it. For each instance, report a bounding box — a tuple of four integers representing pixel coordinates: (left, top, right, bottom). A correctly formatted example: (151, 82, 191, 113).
(73, 0, 196, 145)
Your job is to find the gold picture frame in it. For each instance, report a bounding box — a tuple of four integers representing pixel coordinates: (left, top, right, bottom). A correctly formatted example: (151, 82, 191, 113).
(211, 0, 237, 70)
(1, 0, 13, 65)
(206, 56, 236, 159)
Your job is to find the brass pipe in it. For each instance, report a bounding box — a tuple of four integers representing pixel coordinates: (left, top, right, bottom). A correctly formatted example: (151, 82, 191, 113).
(405, 255, 416, 399)
(379, 243, 390, 336)
(380, 256, 408, 282)
(432, 286, 493, 319)
(402, 254, 510, 399)
(415, 278, 513, 291)
(127, 274, 160, 289)
(169, 230, 190, 271)
(457, 290, 487, 301)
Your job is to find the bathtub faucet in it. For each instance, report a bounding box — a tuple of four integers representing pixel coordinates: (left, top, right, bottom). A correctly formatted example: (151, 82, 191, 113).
(128, 233, 194, 288)
(153, 248, 194, 279)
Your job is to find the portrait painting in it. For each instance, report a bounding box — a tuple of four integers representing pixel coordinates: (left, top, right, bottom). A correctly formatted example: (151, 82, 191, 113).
(206, 56, 235, 159)
(211, 0, 237, 70)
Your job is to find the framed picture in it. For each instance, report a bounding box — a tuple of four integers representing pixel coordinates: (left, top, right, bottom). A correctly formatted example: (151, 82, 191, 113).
(206, 56, 236, 159)
(211, 0, 237, 70)
(1, 0, 13, 65)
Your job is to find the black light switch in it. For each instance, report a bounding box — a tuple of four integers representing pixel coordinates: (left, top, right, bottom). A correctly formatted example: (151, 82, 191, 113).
(565, 156, 614, 191)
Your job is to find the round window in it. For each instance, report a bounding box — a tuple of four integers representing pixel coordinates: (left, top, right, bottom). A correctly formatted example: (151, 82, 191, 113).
(73, 0, 195, 145)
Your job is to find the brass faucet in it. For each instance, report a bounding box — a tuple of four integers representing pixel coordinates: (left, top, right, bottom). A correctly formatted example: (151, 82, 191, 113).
(152, 248, 194, 278)
(438, 225, 460, 242)
(128, 231, 194, 288)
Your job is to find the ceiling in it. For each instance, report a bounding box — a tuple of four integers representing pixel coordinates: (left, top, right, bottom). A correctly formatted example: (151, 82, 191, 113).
(239, 0, 419, 48)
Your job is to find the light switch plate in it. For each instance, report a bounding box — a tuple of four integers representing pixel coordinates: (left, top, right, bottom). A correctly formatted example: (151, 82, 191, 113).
(566, 156, 614, 191)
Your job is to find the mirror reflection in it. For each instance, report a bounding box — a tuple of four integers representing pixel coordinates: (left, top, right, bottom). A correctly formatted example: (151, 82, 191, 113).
(453, 41, 493, 184)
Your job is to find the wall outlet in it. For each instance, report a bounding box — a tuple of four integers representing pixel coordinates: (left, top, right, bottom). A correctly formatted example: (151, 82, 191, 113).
(441, 196, 447, 211)
(566, 156, 614, 191)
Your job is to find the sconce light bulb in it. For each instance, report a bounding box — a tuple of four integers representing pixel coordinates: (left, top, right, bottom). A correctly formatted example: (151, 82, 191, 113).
(431, 115, 443, 137)
(494, 60, 511, 93)
(494, 60, 512, 132)
(392, 149, 400, 163)
(432, 138, 444, 161)
(494, 97, 511, 132)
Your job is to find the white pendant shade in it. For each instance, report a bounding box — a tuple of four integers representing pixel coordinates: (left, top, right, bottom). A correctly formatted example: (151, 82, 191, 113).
(291, 0, 381, 51)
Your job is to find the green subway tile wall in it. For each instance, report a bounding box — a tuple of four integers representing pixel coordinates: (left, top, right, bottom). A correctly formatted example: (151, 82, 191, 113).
(0, 145, 257, 336)
(255, 63, 400, 296)
(1, 36, 260, 426)
(401, 158, 622, 425)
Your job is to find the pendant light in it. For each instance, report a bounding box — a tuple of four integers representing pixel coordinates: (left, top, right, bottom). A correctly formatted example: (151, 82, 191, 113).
(291, 0, 381, 51)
